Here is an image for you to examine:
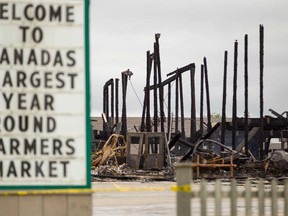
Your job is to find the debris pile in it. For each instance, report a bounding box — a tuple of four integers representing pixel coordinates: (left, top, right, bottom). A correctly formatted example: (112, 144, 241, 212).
(92, 134, 126, 168)
(91, 26, 288, 180)
(268, 150, 288, 172)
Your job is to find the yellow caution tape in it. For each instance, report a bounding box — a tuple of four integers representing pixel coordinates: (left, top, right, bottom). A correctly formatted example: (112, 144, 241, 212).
(0, 185, 172, 196)
(0, 189, 94, 196)
(171, 184, 191, 193)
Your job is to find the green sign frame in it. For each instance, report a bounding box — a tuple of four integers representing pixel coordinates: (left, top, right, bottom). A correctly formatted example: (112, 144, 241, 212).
(0, 0, 91, 190)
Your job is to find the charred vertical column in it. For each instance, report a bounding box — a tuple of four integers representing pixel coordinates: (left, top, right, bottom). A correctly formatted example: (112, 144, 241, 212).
(232, 40, 238, 150)
(146, 52, 153, 132)
(259, 25, 264, 160)
(153, 43, 158, 132)
(141, 51, 153, 132)
(103, 84, 108, 130)
(121, 72, 128, 136)
(175, 74, 179, 133)
(190, 65, 196, 142)
(244, 34, 249, 156)
(221, 51, 228, 145)
(141, 90, 147, 132)
(155, 34, 165, 132)
(167, 82, 172, 138)
(179, 73, 185, 138)
(203, 57, 212, 130)
(200, 65, 204, 134)
(111, 79, 114, 126)
(103, 85, 108, 117)
(115, 78, 119, 123)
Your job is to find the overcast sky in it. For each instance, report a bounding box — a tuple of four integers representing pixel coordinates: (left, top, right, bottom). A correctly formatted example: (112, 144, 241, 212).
(90, 0, 288, 118)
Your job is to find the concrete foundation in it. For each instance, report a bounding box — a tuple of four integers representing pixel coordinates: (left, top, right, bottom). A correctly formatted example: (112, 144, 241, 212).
(0, 192, 92, 216)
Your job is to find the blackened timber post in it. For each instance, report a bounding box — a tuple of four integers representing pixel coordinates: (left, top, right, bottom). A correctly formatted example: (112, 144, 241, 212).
(203, 57, 212, 130)
(200, 65, 204, 134)
(121, 72, 128, 136)
(175, 74, 179, 133)
(103, 84, 108, 131)
(259, 25, 264, 160)
(244, 34, 249, 156)
(168, 82, 172, 138)
(155, 34, 165, 132)
(140, 90, 147, 132)
(115, 78, 119, 123)
(190, 66, 196, 142)
(111, 79, 114, 126)
(140, 51, 151, 132)
(232, 40, 238, 150)
(221, 51, 228, 145)
(179, 73, 185, 138)
(103, 85, 108, 117)
(103, 78, 113, 130)
(153, 43, 158, 132)
(146, 52, 153, 132)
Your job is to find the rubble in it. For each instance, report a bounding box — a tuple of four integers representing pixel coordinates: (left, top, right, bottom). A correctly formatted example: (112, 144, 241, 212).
(268, 150, 288, 172)
(91, 28, 288, 181)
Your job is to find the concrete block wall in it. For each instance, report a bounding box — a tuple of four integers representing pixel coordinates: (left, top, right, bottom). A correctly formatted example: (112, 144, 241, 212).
(0, 193, 92, 216)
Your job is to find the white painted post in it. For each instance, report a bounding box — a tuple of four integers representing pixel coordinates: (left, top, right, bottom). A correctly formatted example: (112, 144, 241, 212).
(285, 180, 288, 216)
(271, 179, 278, 216)
(175, 164, 193, 216)
(231, 179, 237, 216)
(200, 179, 207, 216)
(215, 179, 222, 216)
(245, 180, 252, 216)
(258, 179, 265, 216)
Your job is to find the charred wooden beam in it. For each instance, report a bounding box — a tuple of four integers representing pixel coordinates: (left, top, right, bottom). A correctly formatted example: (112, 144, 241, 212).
(221, 51, 228, 145)
(167, 82, 172, 137)
(244, 34, 249, 156)
(179, 73, 185, 138)
(190, 66, 196, 141)
(181, 122, 221, 161)
(232, 40, 238, 150)
(141, 51, 153, 132)
(175, 75, 179, 133)
(103, 78, 114, 130)
(167, 63, 195, 77)
(203, 57, 212, 130)
(115, 78, 119, 123)
(200, 64, 204, 133)
(144, 63, 195, 91)
(155, 34, 165, 132)
(225, 117, 288, 130)
(111, 79, 114, 126)
(121, 71, 128, 136)
(269, 109, 285, 119)
(153, 43, 158, 132)
(259, 24, 264, 160)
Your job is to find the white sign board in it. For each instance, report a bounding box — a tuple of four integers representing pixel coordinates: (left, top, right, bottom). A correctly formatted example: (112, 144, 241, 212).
(0, 0, 90, 189)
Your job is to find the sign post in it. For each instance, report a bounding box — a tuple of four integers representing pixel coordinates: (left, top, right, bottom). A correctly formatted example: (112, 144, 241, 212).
(0, 0, 91, 215)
